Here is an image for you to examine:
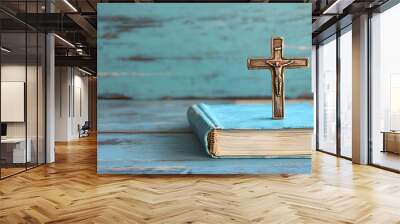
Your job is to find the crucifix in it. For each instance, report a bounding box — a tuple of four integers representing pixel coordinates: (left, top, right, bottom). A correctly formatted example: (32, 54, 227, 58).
(247, 37, 308, 120)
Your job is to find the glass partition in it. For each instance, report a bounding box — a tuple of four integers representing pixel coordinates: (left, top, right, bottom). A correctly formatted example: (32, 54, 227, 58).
(1, 30, 28, 177)
(317, 36, 337, 154)
(0, 1, 46, 179)
(370, 4, 400, 171)
(27, 30, 38, 169)
(38, 32, 45, 165)
(339, 27, 352, 158)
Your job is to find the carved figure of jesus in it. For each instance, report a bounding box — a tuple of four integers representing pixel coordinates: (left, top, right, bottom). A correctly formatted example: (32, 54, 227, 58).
(247, 37, 308, 119)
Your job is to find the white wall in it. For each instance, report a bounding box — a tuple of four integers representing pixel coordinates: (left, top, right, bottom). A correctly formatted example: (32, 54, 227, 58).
(1, 65, 37, 138)
(1, 64, 26, 81)
(55, 66, 69, 141)
(55, 67, 89, 141)
(1, 82, 25, 122)
(1, 63, 46, 164)
(71, 73, 89, 138)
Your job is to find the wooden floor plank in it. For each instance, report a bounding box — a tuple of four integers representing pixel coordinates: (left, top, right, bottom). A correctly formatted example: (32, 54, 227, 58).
(0, 135, 400, 223)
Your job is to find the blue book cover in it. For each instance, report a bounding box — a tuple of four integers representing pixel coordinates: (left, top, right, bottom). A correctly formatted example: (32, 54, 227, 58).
(187, 103, 314, 158)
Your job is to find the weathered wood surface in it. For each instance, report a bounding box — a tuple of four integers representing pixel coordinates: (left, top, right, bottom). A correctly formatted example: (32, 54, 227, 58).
(98, 99, 311, 174)
(98, 133, 311, 174)
(97, 3, 312, 100)
(98, 99, 231, 133)
(98, 99, 313, 133)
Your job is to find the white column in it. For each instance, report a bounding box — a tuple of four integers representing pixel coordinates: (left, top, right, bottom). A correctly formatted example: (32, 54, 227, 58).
(46, 33, 55, 163)
(312, 45, 317, 150)
(352, 14, 369, 164)
(45, 1, 56, 163)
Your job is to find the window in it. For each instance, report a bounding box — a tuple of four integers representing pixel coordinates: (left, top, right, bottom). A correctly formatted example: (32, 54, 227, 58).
(317, 36, 337, 154)
(339, 27, 352, 158)
(0, 1, 46, 179)
(370, 3, 400, 171)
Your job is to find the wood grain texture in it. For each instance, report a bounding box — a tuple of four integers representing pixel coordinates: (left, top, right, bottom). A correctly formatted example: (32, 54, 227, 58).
(98, 100, 311, 174)
(97, 3, 312, 100)
(1, 136, 400, 223)
(98, 100, 198, 133)
(383, 132, 400, 154)
(98, 133, 311, 174)
(98, 99, 299, 133)
(98, 99, 313, 132)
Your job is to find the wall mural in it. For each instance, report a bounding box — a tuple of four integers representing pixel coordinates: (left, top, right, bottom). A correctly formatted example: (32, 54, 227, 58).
(97, 3, 312, 175)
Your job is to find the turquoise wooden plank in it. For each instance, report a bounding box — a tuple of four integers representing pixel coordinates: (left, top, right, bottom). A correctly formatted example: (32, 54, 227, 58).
(98, 99, 313, 132)
(98, 99, 229, 133)
(98, 100, 194, 133)
(97, 133, 311, 174)
(97, 3, 312, 100)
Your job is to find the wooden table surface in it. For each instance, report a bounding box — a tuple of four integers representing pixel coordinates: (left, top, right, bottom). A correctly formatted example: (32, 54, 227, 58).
(97, 99, 311, 174)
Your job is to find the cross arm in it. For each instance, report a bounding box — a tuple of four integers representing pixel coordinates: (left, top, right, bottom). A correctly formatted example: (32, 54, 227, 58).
(247, 58, 273, 70)
(286, 58, 308, 68)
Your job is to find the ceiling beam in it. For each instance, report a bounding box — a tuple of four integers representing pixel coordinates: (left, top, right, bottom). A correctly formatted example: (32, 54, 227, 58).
(322, 0, 356, 14)
(11, 13, 82, 32)
(55, 55, 96, 72)
(67, 13, 97, 39)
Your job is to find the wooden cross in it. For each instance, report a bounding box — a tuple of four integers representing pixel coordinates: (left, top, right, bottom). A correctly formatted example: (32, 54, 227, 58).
(247, 37, 308, 120)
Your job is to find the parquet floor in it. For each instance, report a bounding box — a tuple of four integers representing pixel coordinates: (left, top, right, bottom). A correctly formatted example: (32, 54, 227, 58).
(1, 135, 400, 224)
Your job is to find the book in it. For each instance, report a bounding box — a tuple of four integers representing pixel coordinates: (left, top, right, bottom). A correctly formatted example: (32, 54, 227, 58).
(187, 103, 313, 158)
